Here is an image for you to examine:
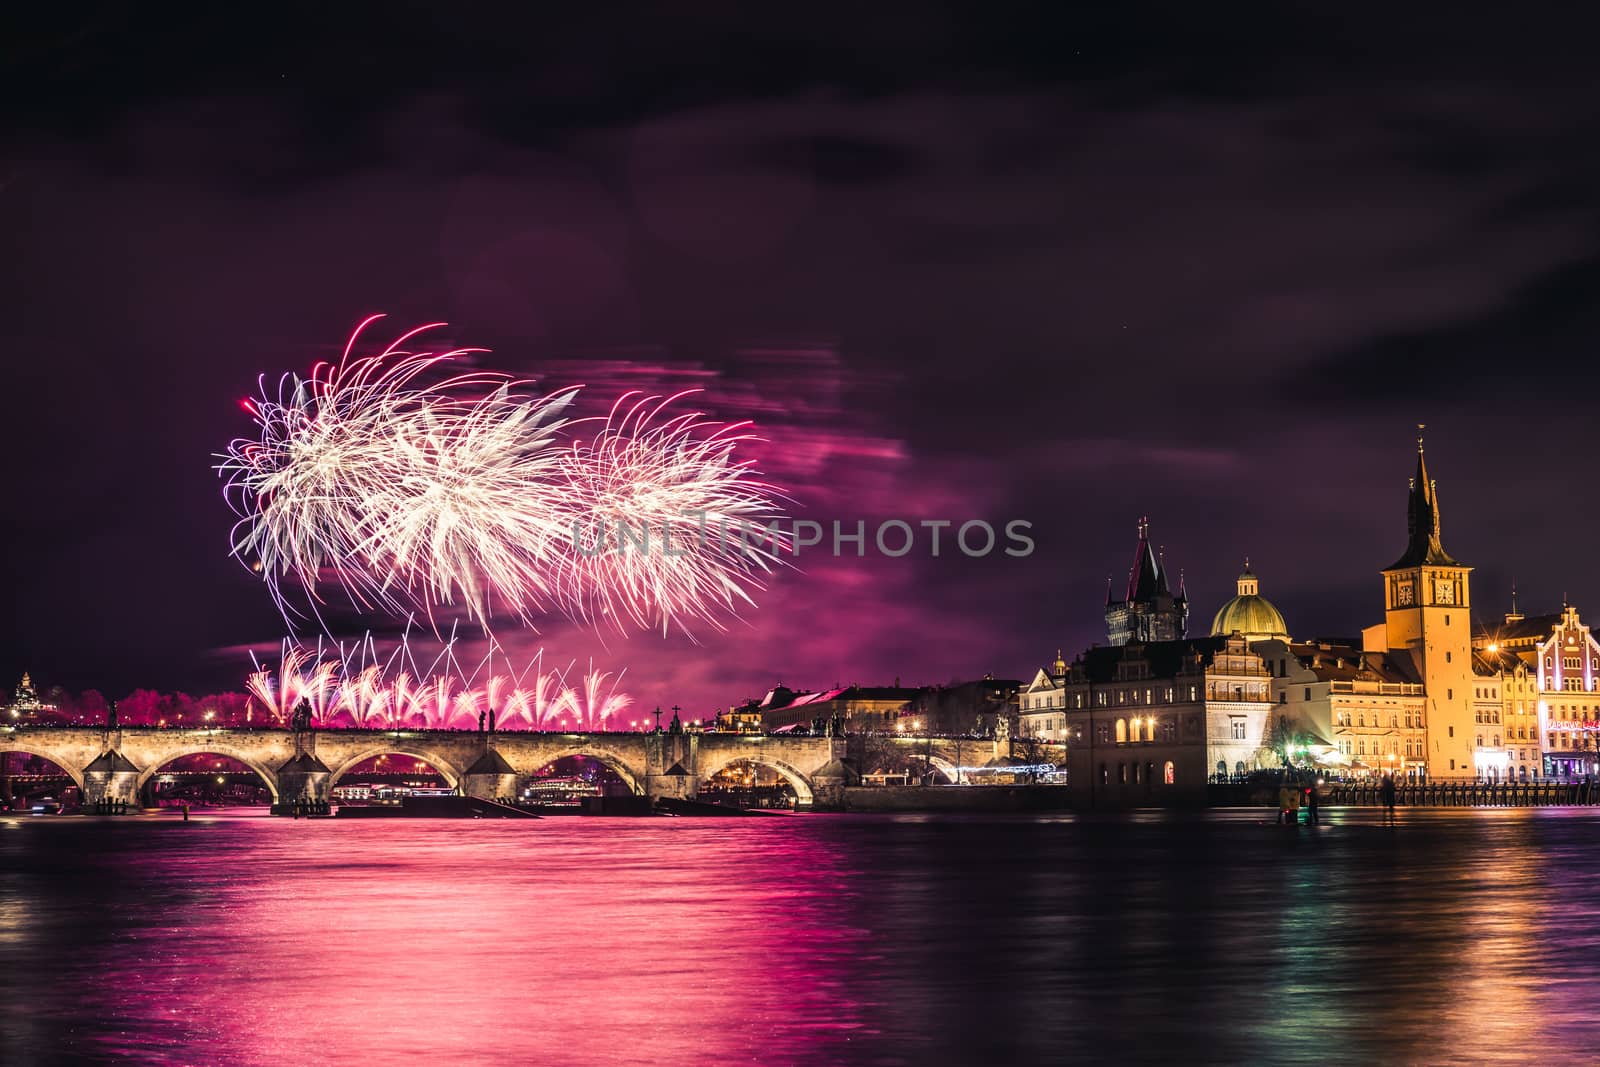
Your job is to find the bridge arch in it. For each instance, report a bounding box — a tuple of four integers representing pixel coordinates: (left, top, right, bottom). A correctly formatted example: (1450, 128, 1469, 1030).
(327, 749, 464, 791)
(925, 754, 959, 784)
(531, 748, 645, 795)
(134, 748, 280, 802)
(695, 752, 815, 806)
(0, 748, 84, 789)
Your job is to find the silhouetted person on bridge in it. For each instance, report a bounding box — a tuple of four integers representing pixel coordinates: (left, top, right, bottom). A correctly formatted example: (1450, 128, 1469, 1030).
(1306, 781, 1319, 825)
(1380, 773, 1397, 826)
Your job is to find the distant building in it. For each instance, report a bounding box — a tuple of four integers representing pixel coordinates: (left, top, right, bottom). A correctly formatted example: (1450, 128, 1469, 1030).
(1019, 651, 1068, 741)
(905, 676, 1020, 735)
(730, 683, 922, 733)
(5, 672, 54, 722)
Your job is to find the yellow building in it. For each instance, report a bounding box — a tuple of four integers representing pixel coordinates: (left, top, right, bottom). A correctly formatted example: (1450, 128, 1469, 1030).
(1263, 639, 1428, 778)
(1370, 437, 1480, 780)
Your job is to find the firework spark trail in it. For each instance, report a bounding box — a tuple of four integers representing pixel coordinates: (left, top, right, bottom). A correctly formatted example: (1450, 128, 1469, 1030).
(243, 641, 636, 732)
(557, 391, 791, 635)
(219, 317, 787, 637)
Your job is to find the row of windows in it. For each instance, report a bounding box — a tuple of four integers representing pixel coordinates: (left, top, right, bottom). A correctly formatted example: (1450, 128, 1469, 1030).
(1334, 711, 1416, 728)
(1098, 760, 1177, 786)
(1339, 738, 1425, 758)
(1107, 717, 1180, 744)
(1080, 686, 1200, 708)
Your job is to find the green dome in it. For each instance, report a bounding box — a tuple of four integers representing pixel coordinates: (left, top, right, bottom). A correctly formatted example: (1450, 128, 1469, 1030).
(1210, 564, 1289, 641)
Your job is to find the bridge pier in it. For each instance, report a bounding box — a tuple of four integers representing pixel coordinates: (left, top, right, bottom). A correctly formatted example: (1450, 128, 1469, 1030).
(644, 768, 698, 803)
(463, 748, 518, 802)
(809, 759, 857, 810)
(274, 752, 330, 813)
(83, 750, 140, 809)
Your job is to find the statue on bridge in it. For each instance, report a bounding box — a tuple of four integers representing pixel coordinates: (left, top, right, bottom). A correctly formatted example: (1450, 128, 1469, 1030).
(107, 700, 118, 729)
(291, 699, 313, 733)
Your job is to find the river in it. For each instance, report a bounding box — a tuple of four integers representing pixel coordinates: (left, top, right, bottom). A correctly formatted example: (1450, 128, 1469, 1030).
(2, 807, 1598, 1065)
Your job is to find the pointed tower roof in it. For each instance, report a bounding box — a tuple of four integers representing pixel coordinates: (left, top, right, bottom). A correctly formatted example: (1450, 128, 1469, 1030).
(1126, 516, 1165, 602)
(1385, 427, 1461, 570)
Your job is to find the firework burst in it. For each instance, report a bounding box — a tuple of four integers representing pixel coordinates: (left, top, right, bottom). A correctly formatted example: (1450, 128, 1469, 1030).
(219, 316, 785, 636)
(244, 639, 635, 732)
(558, 391, 789, 634)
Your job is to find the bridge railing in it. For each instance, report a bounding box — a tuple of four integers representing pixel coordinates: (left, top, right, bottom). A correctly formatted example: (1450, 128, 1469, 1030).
(1324, 779, 1600, 807)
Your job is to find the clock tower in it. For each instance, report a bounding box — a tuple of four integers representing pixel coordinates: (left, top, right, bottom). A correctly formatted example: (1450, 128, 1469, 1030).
(1380, 430, 1477, 779)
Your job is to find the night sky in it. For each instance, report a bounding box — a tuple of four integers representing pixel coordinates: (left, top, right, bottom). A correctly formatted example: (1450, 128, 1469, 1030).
(5, 6, 1600, 714)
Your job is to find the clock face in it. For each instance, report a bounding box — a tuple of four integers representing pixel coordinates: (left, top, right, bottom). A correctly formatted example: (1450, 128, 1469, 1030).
(1396, 580, 1415, 606)
(1437, 581, 1455, 605)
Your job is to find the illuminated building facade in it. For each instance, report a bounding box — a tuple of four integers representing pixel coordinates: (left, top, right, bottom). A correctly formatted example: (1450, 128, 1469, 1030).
(1057, 630, 1274, 800)
(1263, 640, 1429, 778)
(1018, 651, 1068, 741)
(1476, 604, 1600, 779)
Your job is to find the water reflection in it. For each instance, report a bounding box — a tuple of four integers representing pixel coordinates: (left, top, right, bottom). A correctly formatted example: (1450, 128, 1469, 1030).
(3, 809, 1600, 1064)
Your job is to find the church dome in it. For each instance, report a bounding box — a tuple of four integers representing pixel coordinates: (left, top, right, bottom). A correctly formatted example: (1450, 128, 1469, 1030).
(1210, 562, 1289, 642)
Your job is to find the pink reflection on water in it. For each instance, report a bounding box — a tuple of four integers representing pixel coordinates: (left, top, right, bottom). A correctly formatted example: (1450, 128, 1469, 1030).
(89, 816, 869, 1065)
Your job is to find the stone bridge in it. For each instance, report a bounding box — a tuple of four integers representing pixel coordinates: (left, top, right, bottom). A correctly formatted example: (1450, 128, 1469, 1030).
(0, 726, 863, 810)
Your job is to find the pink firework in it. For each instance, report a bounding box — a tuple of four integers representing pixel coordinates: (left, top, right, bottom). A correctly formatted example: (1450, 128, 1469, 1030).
(245, 644, 637, 732)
